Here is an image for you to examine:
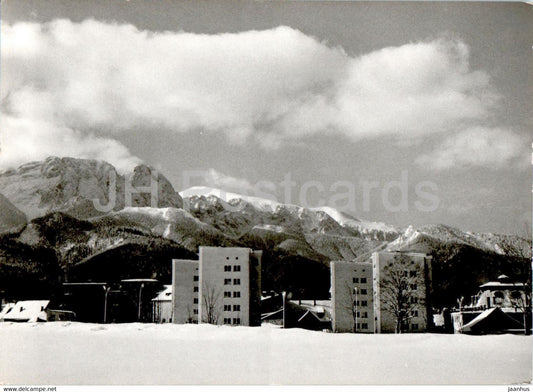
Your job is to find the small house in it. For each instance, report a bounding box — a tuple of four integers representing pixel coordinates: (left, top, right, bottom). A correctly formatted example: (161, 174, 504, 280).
(1, 300, 49, 322)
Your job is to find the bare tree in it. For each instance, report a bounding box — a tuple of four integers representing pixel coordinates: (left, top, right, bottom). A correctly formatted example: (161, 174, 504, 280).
(380, 254, 425, 333)
(186, 304, 197, 324)
(202, 282, 221, 325)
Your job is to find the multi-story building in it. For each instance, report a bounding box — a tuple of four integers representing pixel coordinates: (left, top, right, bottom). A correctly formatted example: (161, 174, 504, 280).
(199, 247, 262, 326)
(372, 251, 433, 333)
(172, 247, 262, 326)
(330, 261, 374, 333)
(331, 251, 432, 333)
(172, 259, 199, 324)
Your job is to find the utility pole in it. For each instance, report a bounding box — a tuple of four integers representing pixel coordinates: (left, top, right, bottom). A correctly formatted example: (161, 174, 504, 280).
(282, 291, 286, 328)
(103, 285, 110, 323)
(138, 283, 145, 322)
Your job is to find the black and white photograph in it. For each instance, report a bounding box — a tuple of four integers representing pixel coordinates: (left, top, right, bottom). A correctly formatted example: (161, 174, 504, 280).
(0, 0, 531, 389)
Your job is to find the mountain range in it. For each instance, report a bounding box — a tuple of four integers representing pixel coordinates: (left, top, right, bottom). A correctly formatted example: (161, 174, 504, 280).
(0, 157, 530, 305)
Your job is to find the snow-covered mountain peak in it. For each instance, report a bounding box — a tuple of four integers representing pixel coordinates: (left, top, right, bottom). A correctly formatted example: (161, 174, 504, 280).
(180, 186, 288, 212)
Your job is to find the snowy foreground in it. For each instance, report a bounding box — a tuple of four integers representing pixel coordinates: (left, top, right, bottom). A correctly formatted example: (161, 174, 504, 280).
(0, 322, 531, 385)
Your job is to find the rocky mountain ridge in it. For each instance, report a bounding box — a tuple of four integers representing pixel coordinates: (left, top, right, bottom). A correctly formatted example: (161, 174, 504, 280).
(0, 157, 530, 304)
(0, 157, 182, 222)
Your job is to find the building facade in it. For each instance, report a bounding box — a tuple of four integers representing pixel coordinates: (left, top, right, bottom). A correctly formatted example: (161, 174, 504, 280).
(372, 252, 433, 333)
(331, 251, 433, 333)
(152, 285, 173, 323)
(198, 247, 262, 326)
(330, 261, 374, 333)
(172, 259, 199, 324)
(172, 247, 262, 326)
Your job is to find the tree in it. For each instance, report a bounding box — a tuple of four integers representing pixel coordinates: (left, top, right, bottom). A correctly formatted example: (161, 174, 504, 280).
(380, 254, 425, 333)
(186, 304, 197, 324)
(202, 282, 221, 325)
(342, 281, 358, 332)
(499, 227, 532, 335)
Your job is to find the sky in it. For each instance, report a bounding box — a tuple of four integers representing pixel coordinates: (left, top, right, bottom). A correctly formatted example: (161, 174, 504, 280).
(0, 0, 531, 235)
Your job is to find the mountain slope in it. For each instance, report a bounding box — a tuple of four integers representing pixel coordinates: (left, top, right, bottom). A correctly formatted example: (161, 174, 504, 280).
(181, 188, 395, 260)
(0, 193, 27, 232)
(182, 187, 399, 240)
(104, 207, 236, 251)
(386, 224, 531, 257)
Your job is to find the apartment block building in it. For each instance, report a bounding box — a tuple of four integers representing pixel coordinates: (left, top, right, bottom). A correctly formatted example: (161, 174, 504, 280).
(372, 251, 433, 333)
(330, 261, 374, 333)
(172, 259, 199, 324)
(331, 251, 432, 333)
(172, 247, 262, 326)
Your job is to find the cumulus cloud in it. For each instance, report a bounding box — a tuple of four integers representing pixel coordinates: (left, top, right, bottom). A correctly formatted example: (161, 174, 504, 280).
(205, 169, 259, 193)
(0, 19, 504, 169)
(0, 115, 141, 173)
(415, 127, 527, 170)
(184, 168, 276, 195)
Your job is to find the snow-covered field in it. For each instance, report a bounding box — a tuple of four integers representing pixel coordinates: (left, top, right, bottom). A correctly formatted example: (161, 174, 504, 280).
(0, 322, 530, 385)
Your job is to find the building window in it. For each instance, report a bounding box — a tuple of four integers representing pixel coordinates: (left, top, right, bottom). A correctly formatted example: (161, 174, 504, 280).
(361, 278, 367, 284)
(410, 284, 418, 290)
(235, 257, 239, 260)
(410, 270, 417, 277)
(224, 291, 232, 298)
(356, 323, 360, 329)
(193, 298, 198, 304)
(233, 291, 241, 298)
(361, 323, 368, 329)
(412, 324, 419, 331)
(193, 275, 199, 282)
(233, 304, 240, 311)
(234, 265, 241, 272)
(233, 278, 241, 285)
(353, 277, 359, 283)
(224, 265, 231, 272)
(413, 310, 419, 317)
(355, 300, 360, 306)
(362, 312, 368, 318)
(224, 304, 231, 311)
(224, 318, 231, 324)
(410, 297, 418, 304)
(233, 318, 241, 325)
(361, 289, 367, 295)
(193, 309, 198, 315)
(361, 300, 368, 307)
(224, 278, 232, 285)
(193, 286, 199, 292)
(356, 311, 360, 317)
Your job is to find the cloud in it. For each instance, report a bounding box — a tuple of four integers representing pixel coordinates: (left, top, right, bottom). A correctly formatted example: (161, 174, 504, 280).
(1, 19, 502, 167)
(205, 169, 256, 193)
(185, 168, 275, 195)
(0, 115, 141, 173)
(415, 127, 527, 170)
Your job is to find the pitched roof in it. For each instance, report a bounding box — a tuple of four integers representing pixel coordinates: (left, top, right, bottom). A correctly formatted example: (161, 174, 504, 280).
(2, 300, 50, 322)
(461, 307, 524, 334)
(151, 285, 172, 302)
